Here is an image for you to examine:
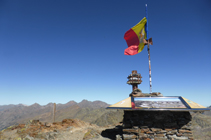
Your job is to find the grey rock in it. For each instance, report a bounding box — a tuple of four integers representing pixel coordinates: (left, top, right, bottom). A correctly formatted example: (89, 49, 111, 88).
(116, 134, 122, 140)
(167, 134, 189, 140)
(25, 135, 34, 140)
(45, 122, 51, 127)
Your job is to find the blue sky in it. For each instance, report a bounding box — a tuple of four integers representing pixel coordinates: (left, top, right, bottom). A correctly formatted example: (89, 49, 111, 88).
(0, 0, 210, 107)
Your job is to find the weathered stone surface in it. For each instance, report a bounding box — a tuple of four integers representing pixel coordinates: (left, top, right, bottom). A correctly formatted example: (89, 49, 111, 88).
(45, 122, 51, 127)
(1, 119, 105, 140)
(154, 137, 168, 140)
(116, 134, 122, 140)
(178, 130, 192, 134)
(189, 137, 194, 140)
(156, 130, 167, 134)
(83, 128, 100, 140)
(166, 131, 175, 135)
(151, 128, 162, 132)
(145, 131, 154, 134)
(139, 132, 148, 138)
(122, 111, 193, 140)
(176, 133, 183, 137)
(182, 133, 193, 137)
(123, 128, 138, 134)
(31, 120, 39, 125)
(167, 134, 189, 140)
(180, 125, 191, 130)
(171, 130, 178, 133)
(123, 134, 137, 139)
(133, 126, 139, 129)
(155, 133, 165, 137)
(165, 128, 173, 132)
(142, 138, 151, 140)
(140, 128, 150, 133)
(18, 124, 25, 128)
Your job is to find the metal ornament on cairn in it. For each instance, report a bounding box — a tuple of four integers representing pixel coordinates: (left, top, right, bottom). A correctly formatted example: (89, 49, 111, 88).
(127, 70, 142, 91)
(127, 70, 162, 98)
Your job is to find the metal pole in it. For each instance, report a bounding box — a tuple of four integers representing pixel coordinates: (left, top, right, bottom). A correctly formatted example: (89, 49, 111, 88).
(145, 4, 152, 93)
(145, 4, 149, 39)
(147, 43, 152, 93)
(53, 103, 56, 122)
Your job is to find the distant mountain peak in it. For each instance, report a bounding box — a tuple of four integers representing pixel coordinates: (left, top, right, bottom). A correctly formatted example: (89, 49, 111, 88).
(20, 104, 28, 107)
(77, 99, 110, 109)
(30, 103, 41, 107)
(66, 100, 77, 104)
(80, 99, 89, 102)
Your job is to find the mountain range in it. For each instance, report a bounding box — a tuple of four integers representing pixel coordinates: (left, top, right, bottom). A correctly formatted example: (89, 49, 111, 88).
(0, 100, 123, 131)
(0, 101, 211, 139)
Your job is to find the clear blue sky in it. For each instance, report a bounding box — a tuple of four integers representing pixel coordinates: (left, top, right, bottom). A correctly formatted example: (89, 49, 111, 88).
(0, 0, 210, 107)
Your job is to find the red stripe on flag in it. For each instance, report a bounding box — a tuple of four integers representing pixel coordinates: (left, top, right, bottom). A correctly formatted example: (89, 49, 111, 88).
(124, 45, 139, 55)
(124, 29, 139, 55)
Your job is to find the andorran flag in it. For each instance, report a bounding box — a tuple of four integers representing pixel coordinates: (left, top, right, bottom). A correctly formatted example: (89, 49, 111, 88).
(124, 17, 147, 55)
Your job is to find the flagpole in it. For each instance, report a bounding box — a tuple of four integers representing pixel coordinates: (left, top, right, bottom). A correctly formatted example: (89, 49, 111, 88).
(145, 4, 152, 94)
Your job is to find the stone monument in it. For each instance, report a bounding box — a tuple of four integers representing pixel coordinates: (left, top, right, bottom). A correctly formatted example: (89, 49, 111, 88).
(107, 70, 210, 140)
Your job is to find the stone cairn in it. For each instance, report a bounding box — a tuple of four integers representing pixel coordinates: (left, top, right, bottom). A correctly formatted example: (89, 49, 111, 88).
(119, 70, 194, 140)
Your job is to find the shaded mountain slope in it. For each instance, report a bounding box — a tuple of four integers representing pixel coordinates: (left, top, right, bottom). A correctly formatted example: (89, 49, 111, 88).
(94, 109, 124, 126)
(31, 105, 123, 127)
(0, 104, 24, 111)
(191, 112, 211, 139)
(0, 103, 52, 131)
(204, 106, 211, 116)
(77, 100, 110, 109)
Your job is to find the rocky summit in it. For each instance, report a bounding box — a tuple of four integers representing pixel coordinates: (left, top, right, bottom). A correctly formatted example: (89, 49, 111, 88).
(1, 111, 211, 140)
(0, 100, 211, 140)
(0, 119, 115, 140)
(0, 100, 111, 131)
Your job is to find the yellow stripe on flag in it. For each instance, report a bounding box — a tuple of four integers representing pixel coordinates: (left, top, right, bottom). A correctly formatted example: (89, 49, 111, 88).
(131, 17, 147, 53)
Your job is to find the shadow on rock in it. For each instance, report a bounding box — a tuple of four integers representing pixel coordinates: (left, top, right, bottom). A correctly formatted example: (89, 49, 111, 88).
(101, 125, 123, 140)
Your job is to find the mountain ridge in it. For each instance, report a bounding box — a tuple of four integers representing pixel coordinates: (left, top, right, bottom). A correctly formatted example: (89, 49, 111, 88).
(0, 100, 110, 131)
(1, 101, 211, 139)
(0, 100, 108, 111)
